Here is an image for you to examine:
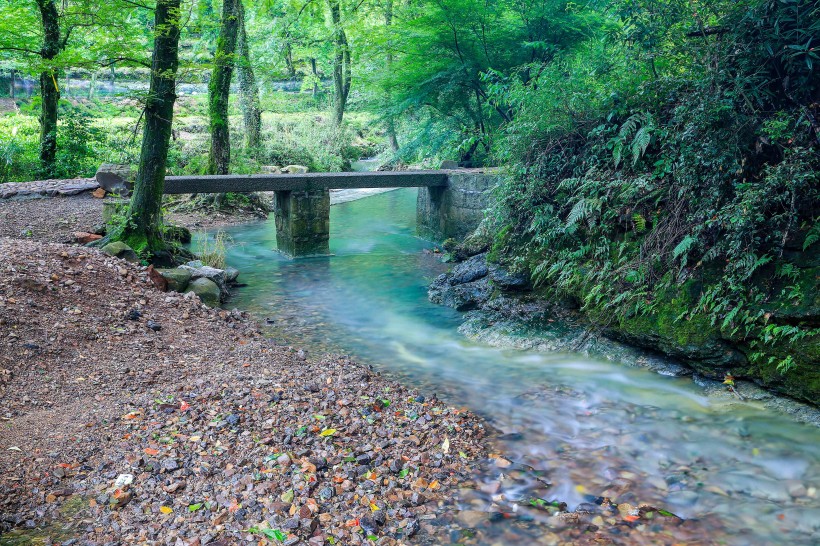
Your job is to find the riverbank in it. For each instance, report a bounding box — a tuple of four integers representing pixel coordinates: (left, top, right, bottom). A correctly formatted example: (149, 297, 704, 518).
(0, 236, 490, 545)
(428, 248, 820, 427)
(0, 192, 714, 546)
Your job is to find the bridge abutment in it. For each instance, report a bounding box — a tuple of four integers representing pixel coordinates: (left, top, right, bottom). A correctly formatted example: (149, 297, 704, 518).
(273, 189, 331, 257)
(417, 171, 496, 242)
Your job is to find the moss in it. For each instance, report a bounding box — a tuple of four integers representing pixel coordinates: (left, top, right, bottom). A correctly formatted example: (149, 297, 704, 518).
(585, 279, 743, 371)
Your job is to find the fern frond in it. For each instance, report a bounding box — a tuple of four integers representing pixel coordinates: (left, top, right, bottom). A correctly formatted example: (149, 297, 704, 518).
(804, 221, 820, 251)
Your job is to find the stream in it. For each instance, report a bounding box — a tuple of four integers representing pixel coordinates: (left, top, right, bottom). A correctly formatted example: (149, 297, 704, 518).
(211, 188, 819, 545)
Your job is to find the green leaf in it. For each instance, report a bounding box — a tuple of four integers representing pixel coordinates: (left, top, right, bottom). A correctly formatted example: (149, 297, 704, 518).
(261, 529, 287, 541)
(187, 503, 202, 512)
(398, 468, 410, 478)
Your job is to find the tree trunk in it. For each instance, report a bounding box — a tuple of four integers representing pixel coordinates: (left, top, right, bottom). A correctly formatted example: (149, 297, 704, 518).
(36, 0, 60, 179)
(384, 0, 398, 151)
(328, 0, 350, 125)
(310, 58, 319, 97)
(103, 0, 181, 257)
(9, 69, 15, 99)
(236, 0, 261, 152)
(207, 0, 240, 177)
(284, 40, 296, 79)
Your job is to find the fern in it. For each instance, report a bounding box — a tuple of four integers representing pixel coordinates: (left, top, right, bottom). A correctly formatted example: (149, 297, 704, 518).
(804, 220, 820, 251)
(566, 198, 599, 227)
(612, 112, 654, 167)
(672, 235, 697, 261)
(631, 125, 652, 165)
(632, 213, 646, 233)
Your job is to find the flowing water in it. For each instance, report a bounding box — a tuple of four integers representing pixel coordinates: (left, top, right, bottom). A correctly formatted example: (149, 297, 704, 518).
(214, 188, 820, 545)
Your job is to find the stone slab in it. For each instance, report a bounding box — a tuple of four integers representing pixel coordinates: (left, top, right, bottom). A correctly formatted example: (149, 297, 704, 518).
(163, 170, 449, 194)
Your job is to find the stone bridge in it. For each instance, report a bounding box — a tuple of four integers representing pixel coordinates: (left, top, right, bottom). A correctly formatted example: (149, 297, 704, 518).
(163, 169, 496, 257)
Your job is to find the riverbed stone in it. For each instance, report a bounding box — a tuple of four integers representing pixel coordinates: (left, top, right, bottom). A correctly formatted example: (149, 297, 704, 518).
(157, 268, 192, 292)
(101, 241, 139, 263)
(179, 264, 226, 292)
(186, 278, 221, 306)
(225, 266, 240, 283)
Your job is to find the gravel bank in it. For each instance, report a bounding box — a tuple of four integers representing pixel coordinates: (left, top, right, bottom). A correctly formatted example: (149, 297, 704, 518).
(0, 238, 487, 545)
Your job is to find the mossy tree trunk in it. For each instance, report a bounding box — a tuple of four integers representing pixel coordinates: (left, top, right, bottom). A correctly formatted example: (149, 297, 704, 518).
(36, 0, 61, 179)
(236, 0, 261, 153)
(328, 0, 350, 126)
(99, 0, 181, 257)
(207, 0, 239, 176)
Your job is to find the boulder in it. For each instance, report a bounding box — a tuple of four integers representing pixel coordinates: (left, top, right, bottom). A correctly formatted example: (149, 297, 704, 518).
(489, 263, 530, 290)
(430, 277, 492, 311)
(260, 165, 283, 174)
(163, 225, 192, 244)
(282, 165, 309, 174)
(186, 278, 221, 307)
(157, 268, 192, 292)
(179, 264, 226, 290)
(449, 254, 489, 285)
(95, 164, 134, 196)
(101, 241, 139, 263)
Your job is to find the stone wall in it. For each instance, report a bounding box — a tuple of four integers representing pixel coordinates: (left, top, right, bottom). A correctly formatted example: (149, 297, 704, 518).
(417, 170, 497, 242)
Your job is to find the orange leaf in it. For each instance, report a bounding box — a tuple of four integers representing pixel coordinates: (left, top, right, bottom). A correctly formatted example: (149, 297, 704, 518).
(179, 401, 190, 411)
(624, 515, 640, 522)
(228, 500, 240, 513)
(144, 448, 160, 456)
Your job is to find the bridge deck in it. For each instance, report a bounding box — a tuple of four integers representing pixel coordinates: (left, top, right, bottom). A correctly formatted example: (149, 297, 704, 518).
(163, 170, 449, 194)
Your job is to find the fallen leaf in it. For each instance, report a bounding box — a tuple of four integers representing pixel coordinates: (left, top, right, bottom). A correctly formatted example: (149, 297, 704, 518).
(320, 428, 336, 437)
(160, 506, 173, 514)
(144, 448, 159, 456)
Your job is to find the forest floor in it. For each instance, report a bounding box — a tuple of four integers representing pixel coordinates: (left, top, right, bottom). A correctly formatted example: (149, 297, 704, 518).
(0, 190, 718, 545)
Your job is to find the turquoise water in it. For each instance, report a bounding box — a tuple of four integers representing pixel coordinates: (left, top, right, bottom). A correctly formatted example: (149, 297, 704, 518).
(217, 189, 820, 545)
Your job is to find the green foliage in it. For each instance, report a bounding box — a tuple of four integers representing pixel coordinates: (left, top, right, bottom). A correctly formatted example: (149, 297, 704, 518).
(491, 0, 820, 377)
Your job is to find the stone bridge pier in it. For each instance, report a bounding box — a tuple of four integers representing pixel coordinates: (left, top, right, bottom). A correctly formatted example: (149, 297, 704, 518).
(273, 189, 331, 257)
(163, 169, 498, 258)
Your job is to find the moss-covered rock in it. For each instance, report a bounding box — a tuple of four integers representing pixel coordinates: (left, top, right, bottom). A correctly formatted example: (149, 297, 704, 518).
(157, 267, 192, 292)
(101, 241, 139, 263)
(585, 267, 819, 402)
(588, 280, 746, 374)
